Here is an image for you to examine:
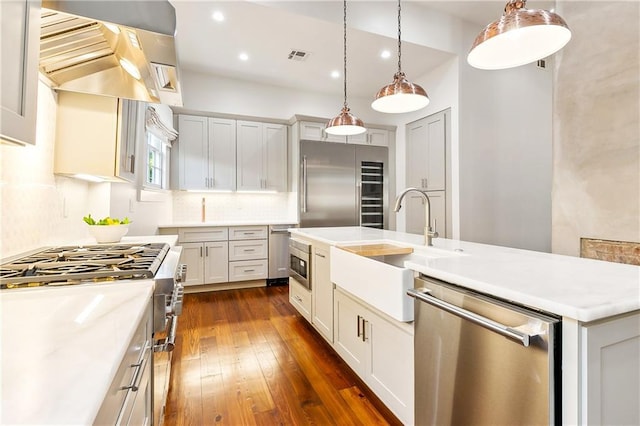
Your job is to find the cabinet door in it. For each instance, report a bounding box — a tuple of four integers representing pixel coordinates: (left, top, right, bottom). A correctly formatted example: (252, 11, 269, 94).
(300, 121, 346, 143)
(333, 289, 367, 376)
(208, 118, 236, 190)
(0, 0, 39, 146)
(117, 99, 139, 182)
(236, 120, 264, 191)
(312, 246, 333, 343)
(406, 191, 446, 236)
(367, 310, 414, 424)
(368, 129, 389, 147)
(406, 113, 445, 191)
(582, 313, 640, 425)
(348, 129, 389, 147)
(263, 123, 287, 192)
(180, 242, 204, 286)
(204, 241, 229, 284)
(178, 115, 209, 190)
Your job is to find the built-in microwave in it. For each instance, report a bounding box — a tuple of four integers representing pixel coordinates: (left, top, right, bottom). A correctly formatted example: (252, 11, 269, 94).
(289, 238, 311, 290)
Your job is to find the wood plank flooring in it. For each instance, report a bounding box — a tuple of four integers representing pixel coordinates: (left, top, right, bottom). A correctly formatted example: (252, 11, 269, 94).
(164, 285, 403, 426)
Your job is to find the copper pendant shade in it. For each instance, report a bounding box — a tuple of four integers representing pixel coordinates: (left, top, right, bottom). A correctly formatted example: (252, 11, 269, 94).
(467, 0, 571, 70)
(371, 71, 429, 114)
(326, 105, 366, 136)
(326, 0, 366, 136)
(371, 0, 429, 114)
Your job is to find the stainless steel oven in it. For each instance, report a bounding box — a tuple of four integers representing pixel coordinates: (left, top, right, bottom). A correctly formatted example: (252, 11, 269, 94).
(288, 238, 311, 290)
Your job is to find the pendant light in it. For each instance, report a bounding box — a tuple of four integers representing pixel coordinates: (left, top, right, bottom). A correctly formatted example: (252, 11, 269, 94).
(467, 0, 571, 70)
(326, 0, 366, 136)
(371, 0, 429, 114)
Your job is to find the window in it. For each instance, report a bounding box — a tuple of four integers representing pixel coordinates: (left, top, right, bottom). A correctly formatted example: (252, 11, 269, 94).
(143, 104, 177, 190)
(146, 131, 166, 188)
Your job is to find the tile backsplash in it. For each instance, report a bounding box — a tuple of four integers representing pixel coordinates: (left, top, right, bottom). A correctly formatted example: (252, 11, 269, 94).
(1, 82, 91, 258)
(172, 191, 297, 223)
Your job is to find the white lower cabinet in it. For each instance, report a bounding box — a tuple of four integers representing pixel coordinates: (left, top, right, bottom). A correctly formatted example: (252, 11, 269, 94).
(580, 312, 640, 425)
(173, 225, 268, 288)
(334, 288, 414, 425)
(312, 245, 333, 343)
(289, 277, 312, 322)
(95, 298, 152, 425)
(180, 241, 229, 286)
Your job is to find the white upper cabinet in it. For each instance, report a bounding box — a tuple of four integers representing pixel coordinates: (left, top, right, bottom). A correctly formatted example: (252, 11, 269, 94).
(176, 115, 236, 191)
(236, 120, 287, 192)
(177, 115, 209, 190)
(347, 128, 389, 147)
(54, 92, 140, 182)
(208, 118, 237, 190)
(1, 0, 40, 146)
(299, 121, 346, 143)
(406, 114, 446, 191)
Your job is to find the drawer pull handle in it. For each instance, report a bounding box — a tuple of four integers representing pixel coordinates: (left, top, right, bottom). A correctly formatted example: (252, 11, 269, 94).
(244, 269, 255, 272)
(122, 342, 150, 392)
(243, 249, 255, 252)
(315, 253, 326, 258)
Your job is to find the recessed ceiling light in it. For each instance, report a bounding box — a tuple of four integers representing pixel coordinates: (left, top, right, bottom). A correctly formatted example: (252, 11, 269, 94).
(330, 70, 340, 79)
(212, 11, 225, 22)
(239, 52, 249, 61)
(380, 50, 391, 59)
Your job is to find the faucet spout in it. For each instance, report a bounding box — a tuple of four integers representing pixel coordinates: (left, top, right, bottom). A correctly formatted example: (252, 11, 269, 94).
(393, 187, 438, 246)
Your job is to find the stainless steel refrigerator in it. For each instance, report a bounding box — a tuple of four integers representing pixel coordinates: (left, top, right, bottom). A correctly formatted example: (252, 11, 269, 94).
(300, 140, 388, 228)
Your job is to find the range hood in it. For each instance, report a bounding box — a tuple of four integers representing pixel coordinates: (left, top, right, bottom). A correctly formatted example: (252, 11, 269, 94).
(39, 1, 182, 106)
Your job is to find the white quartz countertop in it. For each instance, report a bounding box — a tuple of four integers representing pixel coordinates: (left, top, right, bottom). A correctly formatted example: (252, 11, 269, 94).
(158, 220, 298, 228)
(290, 227, 640, 322)
(0, 280, 153, 425)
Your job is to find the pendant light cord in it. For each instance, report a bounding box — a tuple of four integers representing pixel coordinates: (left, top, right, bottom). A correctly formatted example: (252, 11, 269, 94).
(343, 0, 348, 107)
(397, 0, 402, 73)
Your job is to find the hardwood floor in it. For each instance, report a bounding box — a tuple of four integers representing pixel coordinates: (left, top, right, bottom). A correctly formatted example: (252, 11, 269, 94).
(164, 285, 403, 426)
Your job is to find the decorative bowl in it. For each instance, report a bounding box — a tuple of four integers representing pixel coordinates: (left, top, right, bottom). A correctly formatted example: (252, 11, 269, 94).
(87, 224, 130, 243)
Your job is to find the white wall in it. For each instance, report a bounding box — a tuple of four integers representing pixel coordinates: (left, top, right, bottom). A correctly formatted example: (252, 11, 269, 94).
(552, 1, 640, 256)
(182, 69, 397, 126)
(458, 54, 553, 252)
(1, 82, 89, 257)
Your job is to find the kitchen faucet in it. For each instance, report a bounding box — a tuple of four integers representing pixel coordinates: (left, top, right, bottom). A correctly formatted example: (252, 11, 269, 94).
(393, 188, 439, 246)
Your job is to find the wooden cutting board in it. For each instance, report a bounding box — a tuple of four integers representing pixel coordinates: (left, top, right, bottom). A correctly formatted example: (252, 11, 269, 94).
(339, 243, 414, 257)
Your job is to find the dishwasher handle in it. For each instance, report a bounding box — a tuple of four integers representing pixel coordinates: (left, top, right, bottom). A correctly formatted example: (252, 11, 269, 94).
(408, 287, 531, 347)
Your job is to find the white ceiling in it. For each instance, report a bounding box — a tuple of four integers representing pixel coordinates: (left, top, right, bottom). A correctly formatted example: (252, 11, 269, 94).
(172, 1, 555, 98)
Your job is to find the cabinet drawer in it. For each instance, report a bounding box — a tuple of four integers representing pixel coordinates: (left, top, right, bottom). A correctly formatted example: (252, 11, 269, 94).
(229, 226, 267, 240)
(289, 277, 312, 322)
(228, 259, 267, 282)
(95, 300, 151, 424)
(228, 239, 267, 261)
(178, 227, 228, 242)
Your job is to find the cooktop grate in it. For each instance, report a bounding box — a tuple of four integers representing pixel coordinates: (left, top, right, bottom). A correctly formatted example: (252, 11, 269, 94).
(0, 243, 170, 289)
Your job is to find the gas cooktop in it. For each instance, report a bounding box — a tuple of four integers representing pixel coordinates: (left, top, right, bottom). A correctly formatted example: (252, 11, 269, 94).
(0, 243, 170, 290)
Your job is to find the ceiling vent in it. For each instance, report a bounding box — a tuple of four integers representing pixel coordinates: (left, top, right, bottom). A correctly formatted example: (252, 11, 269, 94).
(288, 50, 310, 61)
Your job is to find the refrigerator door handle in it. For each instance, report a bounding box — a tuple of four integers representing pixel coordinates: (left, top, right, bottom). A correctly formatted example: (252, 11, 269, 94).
(302, 155, 308, 213)
(357, 182, 362, 226)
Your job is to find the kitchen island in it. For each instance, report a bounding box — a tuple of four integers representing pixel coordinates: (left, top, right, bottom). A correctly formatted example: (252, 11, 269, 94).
(289, 226, 640, 425)
(0, 235, 178, 425)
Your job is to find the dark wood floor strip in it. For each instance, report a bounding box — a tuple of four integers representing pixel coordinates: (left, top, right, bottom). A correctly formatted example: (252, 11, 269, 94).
(164, 286, 402, 426)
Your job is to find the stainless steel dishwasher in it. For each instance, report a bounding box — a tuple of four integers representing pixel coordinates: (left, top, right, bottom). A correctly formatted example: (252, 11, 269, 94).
(408, 275, 561, 426)
(267, 224, 295, 286)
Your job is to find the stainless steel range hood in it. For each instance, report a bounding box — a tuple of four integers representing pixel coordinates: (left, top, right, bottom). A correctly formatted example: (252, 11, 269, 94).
(39, 1, 182, 106)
